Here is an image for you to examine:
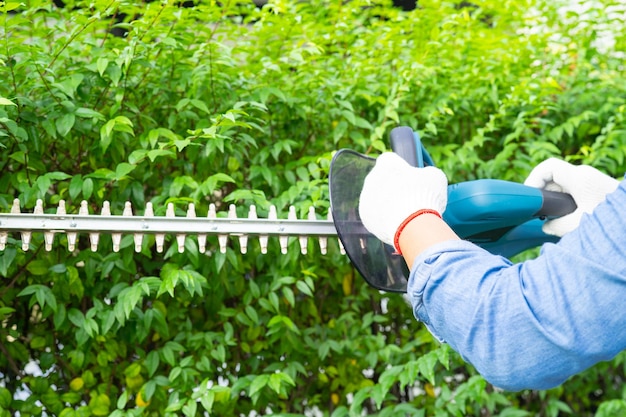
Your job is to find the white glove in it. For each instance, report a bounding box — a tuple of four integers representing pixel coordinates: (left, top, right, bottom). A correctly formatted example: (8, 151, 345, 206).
(358, 152, 448, 249)
(524, 158, 619, 237)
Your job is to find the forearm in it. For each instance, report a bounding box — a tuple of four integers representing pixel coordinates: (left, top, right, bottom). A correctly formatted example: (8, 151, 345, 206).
(407, 180, 626, 391)
(398, 213, 460, 269)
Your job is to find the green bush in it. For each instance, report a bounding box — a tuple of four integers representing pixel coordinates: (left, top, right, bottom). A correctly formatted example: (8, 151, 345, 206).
(0, 0, 625, 415)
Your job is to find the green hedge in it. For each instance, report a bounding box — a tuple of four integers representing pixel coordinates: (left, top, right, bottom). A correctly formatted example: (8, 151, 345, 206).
(1, 0, 625, 416)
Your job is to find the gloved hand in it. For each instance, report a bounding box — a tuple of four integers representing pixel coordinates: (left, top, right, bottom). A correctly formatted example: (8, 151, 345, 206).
(358, 152, 448, 251)
(524, 157, 619, 237)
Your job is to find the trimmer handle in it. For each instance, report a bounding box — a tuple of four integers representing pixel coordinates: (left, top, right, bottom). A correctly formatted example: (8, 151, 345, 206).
(389, 126, 434, 168)
(538, 190, 577, 218)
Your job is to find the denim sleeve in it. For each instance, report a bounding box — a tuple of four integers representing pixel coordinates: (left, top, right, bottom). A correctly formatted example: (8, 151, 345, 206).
(407, 180, 626, 392)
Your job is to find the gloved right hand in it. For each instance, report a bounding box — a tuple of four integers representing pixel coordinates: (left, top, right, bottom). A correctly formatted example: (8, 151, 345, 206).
(524, 158, 619, 237)
(358, 152, 448, 251)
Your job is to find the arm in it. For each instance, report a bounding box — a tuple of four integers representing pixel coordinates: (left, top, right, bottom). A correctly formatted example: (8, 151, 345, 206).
(397, 212, 459, 269)
(359, 153, 625, 391)
(407, 179, 626, 391)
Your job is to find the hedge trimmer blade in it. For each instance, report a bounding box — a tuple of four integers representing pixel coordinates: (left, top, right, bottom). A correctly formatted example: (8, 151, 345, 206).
(328, 149, 409, 293)
(0, 199, 342, 256)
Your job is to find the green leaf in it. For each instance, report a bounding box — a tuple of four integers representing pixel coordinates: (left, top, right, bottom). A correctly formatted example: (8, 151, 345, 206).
(0, 97, 17, 106)
(69, 175, 83, 200)
(199, 390, 215, 412)
(147, 149, 175, 162)
(115, 162, 136, 180)
(116, 390, 129, 410)
(282, 287, 295, 307)
(82, 177, 94, 199)
(497, 408, 532, 417)
(18, 284, 57, 311)
(268, 373, 282, 394)
(68, 308, 85, 328)
(89, 393, 111, 416)
(96, 58, 108, 76)
(201, 173, 236, 194)
(100, 120, 115, 152)
(182, 398, 197, 417)
(295, 280, 313, 297)
(85, 168, 115, 180)
(0, 307, 15, 319)
(145, 351, 160, 377)
(30, 335, 47, 349)
(56, 113, 75, 137)
(75, 107, 105, 120)
(0, 387, 11, 408)
(248, 374, 269, 398)
(128, 149, 148, 164)
(417, 350, 438, 385)
(114, 115, 133, 127)
(190, 99, 210, 114)
(0, 247, 16, 276)
(54, 304, 67, 330)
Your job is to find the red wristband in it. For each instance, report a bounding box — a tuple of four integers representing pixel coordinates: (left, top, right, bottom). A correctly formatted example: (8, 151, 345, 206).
(393, 209, 442, 255)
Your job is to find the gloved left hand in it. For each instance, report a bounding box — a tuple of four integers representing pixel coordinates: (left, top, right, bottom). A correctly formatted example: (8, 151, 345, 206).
(358, 152, 448, 250)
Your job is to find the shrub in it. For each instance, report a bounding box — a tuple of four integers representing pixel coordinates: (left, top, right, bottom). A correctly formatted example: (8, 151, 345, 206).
(0, 0, 625, 415)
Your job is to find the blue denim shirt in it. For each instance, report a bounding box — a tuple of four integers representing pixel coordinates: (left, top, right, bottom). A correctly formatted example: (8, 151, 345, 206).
(407, 180, 626, 391)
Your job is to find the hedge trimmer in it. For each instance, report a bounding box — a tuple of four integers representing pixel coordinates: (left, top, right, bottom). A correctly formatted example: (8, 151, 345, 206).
(0, 126, 576, 293)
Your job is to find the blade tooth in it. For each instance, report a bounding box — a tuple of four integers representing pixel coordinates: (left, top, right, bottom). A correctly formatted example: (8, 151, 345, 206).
(166, 203, 175, 217)
(21, 230, 30, 252)
(218, 205, 233, 254)
(258, 205, 268, 254)
(268, 205, 279, 254)
(90, 234, 100, 252)
(77, 200, 96, 252)
(327, 211, 344, 255)
(123, 202, 133, 217)
(0, 204, 10, 249)
(124, 201, 141, 252)
(100, 201, 112, 253)
(111, 201, 131, 253)
(217, 205, 234, 254)
(11, 198, 20, 214)
(0, 200, 18, 250)
(67, 232, 77, 252)
(232, 204, 248, 254)
(166, 203, 177, 254)
(246, 205, 257, 254)
(281, 207, 293, 255)
(184, 203, 197, 253)
(310, 206, 327, 255)
(217, 204, 229, 254)
(57, 200, 67, 215)
(0, 199, 16, 250)
(317, 210, 328, 255)
(53, 201, 66, 252)
(207, 203, 217, 254)
(69, 200, 87, 252)
(297, 206, 308, 255)
(193, 202, 206, 253)
(38, 199, 54, 251)
(34, 199, 43, 215)
(21, 199, 41, 251)
(175, 203, 187, 254)
(146, 202, 163, 253)
(10, 199, 28, 251)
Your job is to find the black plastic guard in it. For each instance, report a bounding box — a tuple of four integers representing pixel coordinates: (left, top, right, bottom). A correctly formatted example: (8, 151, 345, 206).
(329, 149, 409, 293)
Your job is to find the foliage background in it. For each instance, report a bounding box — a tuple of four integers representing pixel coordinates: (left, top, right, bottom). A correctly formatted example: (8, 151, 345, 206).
(1, 0, 626, 416)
